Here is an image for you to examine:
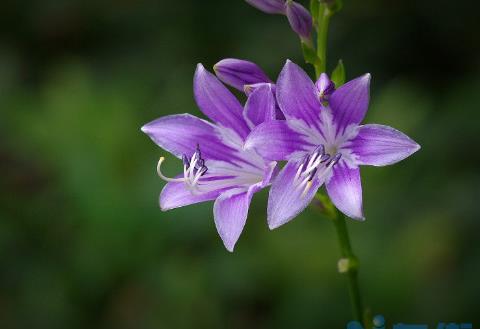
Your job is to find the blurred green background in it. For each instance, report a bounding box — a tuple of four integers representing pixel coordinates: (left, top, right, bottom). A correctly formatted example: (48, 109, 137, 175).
(1, 0, 479, 328)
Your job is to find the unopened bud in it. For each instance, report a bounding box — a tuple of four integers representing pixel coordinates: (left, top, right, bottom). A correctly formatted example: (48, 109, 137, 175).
(315, 73, 335, 101)
(285, 1, 313, 41)
(214, 58, 271, 91)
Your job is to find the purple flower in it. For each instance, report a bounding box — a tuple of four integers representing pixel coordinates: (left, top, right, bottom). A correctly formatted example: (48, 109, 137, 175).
(245, 60, 420, 228)
(141, 64, 277, 251)
(245, 0, 312, 40)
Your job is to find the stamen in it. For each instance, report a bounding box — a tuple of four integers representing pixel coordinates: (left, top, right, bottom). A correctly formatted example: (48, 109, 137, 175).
(293, 144, 343, 198)
(156, 145, 209, 190)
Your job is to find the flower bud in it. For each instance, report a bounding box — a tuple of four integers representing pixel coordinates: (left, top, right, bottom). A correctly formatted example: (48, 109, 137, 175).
(245, 0, 286, 14)
(285, 1, 313, 40)
(315, 73, 335, 101)
(214, 58, 272, 91)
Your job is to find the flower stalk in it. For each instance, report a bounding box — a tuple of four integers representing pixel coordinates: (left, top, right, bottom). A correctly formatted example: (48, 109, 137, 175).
(311, 1, 364, 324)
(315, 4, 331, 75)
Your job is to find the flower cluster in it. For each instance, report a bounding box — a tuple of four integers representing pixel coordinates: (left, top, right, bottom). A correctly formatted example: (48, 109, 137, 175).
(142, 58, 420, 251)
(141, 1, 420, 252)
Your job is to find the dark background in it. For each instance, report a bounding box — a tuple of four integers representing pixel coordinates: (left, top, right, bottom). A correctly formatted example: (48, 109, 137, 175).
(1, 0, 479, 328)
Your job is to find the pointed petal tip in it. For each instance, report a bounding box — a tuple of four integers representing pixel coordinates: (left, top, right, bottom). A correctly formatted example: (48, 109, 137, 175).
(267, 220, 282, 230)
(344, 210, 365, 221)
(224, 243, 235, 252)
(195, 63, 206, 74)
(413, 142, 421, 153)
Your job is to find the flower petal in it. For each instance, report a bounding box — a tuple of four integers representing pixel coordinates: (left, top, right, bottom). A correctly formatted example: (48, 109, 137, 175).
(267, 161, 323, 229)
(276, 60, 322, 127)
(194, 64, 250, 139)
(141, 114, 237, 161)
(244, 83, 285, 120)
(214, 187, 256, 252)
(329, 74, 371, 134)
(326, 163, 364, 220)
(214, 58, 271, 91)
(244, 120, 313, 161)
(244, 83, 276, 128)
(160, 181, 224, 211)
(348, 124, 421, 166)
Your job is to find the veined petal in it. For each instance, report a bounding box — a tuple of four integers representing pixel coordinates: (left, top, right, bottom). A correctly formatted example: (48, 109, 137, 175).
(214, 58, 271, 91)
(245, 120, 313, 161)
(348, 124, 420, 166)
(244, 83, 285, 120)
(244, 83, 276, 128)
(326, 163, 364, 220)
(214, 187, 257, 252)
(194, 64, 250, 139)
(330, 74, 371, 134)
(244, 82, 276, 96)
(160, 180, 224, 211)
(141, 114, 237, 161)
(267, 161, 323, 229)
(276, 60, 322, 127)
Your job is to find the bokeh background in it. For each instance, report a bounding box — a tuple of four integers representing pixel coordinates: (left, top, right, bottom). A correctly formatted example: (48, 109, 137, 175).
(1, 0, 479, 328)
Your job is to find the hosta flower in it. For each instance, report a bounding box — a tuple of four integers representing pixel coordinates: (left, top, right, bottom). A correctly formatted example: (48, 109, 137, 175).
(246, 60, 420, 228)
(141, 64, 277, 251)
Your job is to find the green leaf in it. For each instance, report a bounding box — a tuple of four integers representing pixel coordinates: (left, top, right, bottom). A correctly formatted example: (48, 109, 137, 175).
(301, 41, 321, 66)
(331, 59, 345, 87)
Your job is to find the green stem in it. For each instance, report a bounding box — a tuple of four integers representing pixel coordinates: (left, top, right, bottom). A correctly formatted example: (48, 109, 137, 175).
(315, 4, 331, 76)
(309, 2, 365, 324)
(331, 210, 364, 324)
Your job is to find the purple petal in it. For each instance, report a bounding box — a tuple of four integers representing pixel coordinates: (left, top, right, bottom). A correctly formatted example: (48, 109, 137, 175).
(267, 161, 322, 229)
(285, 1, 313, 40)
(329, 74, 371, 134)
(214, 188, 255, 252)
(276, 60, 322, 127)
(348, 124, 421, 166)
(214, 58, 271, 91)
(244, 83, 285, 121)
(244, 82, 276, 96)
(245, 120, 313, 161)
(160, 181, 224, 211)
(194, 64, 250, 139)
(326, 163, 364, 220)
(244, 83, 276, 128)
(245, 0, 286, 14)
(141, 114, 237, 162)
